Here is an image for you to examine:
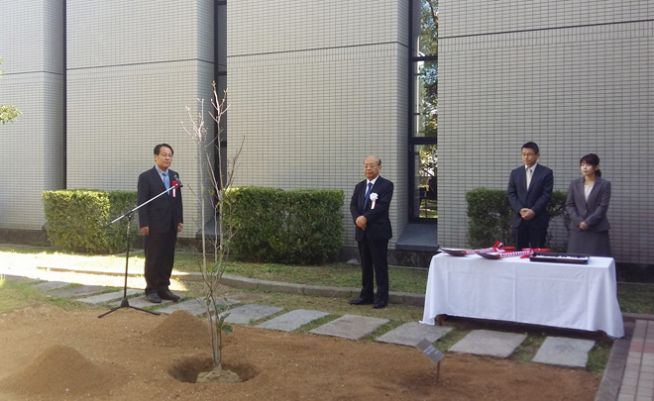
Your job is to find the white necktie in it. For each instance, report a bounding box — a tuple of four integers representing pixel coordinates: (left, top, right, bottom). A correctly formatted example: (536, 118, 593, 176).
(526, 168, 533, 189)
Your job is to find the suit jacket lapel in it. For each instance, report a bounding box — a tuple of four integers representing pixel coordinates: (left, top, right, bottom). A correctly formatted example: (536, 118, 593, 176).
(152, 167, 166, 193)
(574, 178, 586, 209)
(358, 181, 367, 212)
(586, 177, 602, 208)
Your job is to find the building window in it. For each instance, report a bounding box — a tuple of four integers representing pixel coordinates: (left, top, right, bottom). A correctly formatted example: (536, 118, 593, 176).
(410, 0, 438, 221)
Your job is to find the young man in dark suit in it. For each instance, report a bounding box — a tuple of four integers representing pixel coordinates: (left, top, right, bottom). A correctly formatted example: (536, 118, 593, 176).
(137, 144, 184, 303)
(507, 142, 553, 249)
(349, 155, 394, 309)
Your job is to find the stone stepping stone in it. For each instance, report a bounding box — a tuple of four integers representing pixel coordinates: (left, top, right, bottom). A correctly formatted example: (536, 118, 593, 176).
(375, 321, 452, 347)
(257, 309, 329, 332)
(76, 289, 142, 305)
(108, 295, 175, 309)
(450, 330, 526, 358)
(157, 298, 208, 316)
(310, 314, 389, 340)
(32, 281, 70, 290)
(156, 297, 237, 316)
(47, 285, 107, 299)
(222, 304, 283, 325)
(532, 336, 595, 368)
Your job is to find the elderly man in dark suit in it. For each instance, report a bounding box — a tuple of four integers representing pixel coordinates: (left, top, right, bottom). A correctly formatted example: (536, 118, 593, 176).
(507, 142, 553, 249)
(349, 155, 394, 309)
(137, 144, 184, 303)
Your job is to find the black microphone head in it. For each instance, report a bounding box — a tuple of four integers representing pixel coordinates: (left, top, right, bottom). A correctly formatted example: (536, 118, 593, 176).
(173, 174, 183, 188)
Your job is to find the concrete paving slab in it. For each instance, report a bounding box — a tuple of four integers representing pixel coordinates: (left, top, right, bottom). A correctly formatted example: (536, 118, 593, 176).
(257, 309, 329, 332)
(533, 336, 595, 368)
(310, 314, 389, 340)
(47, 284, 107, 299)
(375, 321, 452, 347)
(157, 298, 208, 316)
(76, 289, 142, 305)
(222, 304, 283, 325)
(108, 295, 174, 309)
(32, 281, 70, 290)
(449, 330, 526, 358)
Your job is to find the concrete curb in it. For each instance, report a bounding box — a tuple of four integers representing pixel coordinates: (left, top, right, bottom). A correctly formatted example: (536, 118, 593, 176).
(189, 273, 426, 307)
(594, 321, 633, 401)
(35, 266, 427, 307)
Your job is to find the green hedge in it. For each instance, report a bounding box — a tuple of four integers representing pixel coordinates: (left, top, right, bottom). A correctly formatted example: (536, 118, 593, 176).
(466, 188, 566, 248)
(224, 187, 344, 264)
(42, 190, 137, 254)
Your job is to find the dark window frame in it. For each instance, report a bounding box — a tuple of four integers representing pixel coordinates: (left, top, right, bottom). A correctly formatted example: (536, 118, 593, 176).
(408, 0, 438, 223)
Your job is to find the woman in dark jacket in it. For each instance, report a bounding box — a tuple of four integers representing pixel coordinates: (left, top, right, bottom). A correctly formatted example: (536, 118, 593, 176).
(566, 153, 611, 256)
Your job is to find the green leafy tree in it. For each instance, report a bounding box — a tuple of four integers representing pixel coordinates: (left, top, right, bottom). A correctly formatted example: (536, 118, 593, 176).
(0, 59, 21, 124)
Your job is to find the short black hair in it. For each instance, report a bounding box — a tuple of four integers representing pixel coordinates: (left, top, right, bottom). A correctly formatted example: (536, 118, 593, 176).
(521, 141, 539, 154)
(154, 143, 174, 155)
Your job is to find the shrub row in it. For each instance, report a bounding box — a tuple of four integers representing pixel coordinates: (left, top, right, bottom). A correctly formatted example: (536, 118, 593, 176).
(42, 190, 138, 254)
(466, 188, 567, 248)
(224, 187, 343, 264)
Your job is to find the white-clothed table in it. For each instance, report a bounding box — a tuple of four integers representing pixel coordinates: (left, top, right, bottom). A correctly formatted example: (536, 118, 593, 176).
(421, 253, 624, 338)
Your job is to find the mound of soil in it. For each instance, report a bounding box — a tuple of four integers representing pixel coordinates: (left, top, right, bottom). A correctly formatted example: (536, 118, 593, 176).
(149, 310, 211, 348)
(0, 344, 120, 397)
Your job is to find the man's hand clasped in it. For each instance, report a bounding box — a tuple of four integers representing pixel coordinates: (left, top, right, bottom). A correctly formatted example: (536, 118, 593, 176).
(355, 215, 367, 230)
(519, 208, 535, 220)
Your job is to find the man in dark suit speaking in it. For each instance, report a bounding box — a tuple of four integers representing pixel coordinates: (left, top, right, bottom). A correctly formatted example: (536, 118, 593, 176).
(349, 155, 394, 309)
(137, 143, 184, 303)
(507, 142, 553, 249)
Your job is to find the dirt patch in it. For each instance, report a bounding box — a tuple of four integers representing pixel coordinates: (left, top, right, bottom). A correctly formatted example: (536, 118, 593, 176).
(0, 305, 600, 401)
(149, 310, 211, 348)
(0, 344, 124, 397)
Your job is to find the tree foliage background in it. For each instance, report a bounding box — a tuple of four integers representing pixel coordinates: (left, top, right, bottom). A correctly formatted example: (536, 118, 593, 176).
(0, 58, 21, 124)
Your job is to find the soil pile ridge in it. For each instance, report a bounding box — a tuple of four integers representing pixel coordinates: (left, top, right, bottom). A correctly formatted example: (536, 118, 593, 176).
(0, 344, 115, 397)
(150, 310, 211, 348)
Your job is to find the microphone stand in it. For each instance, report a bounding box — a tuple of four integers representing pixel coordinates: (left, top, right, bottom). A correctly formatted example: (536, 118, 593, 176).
(98, 182, 180, 318)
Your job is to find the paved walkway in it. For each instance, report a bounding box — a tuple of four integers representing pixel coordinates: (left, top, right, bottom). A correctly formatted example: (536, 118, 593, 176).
(1, 263, 651, 401)
(617, 320, 654, 401)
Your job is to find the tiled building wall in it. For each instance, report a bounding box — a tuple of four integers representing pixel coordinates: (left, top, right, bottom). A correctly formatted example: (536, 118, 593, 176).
(227, 0, 409, 247)
(0, 0, 65, 230)
(66, 0, 215, 237)
(438, 1, 653, 264)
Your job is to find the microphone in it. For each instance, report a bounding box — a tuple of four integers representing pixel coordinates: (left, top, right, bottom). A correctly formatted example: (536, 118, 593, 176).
(172, 174, 183, 188)
(171, 174, 182, 198)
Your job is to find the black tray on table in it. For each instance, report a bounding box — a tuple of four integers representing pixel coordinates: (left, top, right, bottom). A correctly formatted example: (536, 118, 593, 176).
(529, 252, 589, 264)
(440, 247, 468, 257)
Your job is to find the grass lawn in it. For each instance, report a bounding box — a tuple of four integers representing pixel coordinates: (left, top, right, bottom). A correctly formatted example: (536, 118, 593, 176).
(174, 249, 429, 293)
(0, 278, 83, 314)
(1, 244, 652, 315)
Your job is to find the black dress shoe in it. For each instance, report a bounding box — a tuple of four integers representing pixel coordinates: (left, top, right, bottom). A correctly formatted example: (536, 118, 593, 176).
(146, 292, 162, 304)
(158, 288, 181, 302)
(349, 297, 374, 305)
(373, 302, 387, 309)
